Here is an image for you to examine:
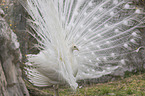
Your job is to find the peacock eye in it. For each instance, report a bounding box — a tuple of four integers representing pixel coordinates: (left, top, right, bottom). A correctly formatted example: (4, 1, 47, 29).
(74, 46, 76, 48)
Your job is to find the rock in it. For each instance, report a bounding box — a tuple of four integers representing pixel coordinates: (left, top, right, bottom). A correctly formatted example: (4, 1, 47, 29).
(0, 12, 29, 96)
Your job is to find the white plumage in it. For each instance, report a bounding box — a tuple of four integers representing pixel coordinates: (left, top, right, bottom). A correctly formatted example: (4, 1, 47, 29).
(21, 0, 145, 90)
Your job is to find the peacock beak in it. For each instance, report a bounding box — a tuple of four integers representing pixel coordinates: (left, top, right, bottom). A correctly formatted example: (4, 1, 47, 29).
(76, 47, 79, 51)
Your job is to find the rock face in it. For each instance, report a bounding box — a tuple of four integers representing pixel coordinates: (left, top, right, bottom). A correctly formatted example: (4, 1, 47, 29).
(0, 13, 29, 96)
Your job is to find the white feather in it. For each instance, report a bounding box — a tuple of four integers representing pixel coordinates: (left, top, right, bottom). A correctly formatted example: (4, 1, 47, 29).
(21, 0, 145, 90)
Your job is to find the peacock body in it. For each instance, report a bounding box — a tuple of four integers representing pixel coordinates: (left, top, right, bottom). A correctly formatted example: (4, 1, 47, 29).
(21, 0, 145, 90)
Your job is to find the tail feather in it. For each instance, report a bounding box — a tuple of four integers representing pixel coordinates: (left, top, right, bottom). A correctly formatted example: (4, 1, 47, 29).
(26, 68, 52, 87)
(21, 0, 145, 89)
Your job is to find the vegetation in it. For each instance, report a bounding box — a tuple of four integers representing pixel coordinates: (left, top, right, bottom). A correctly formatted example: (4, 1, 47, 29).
(42, 73, 145, 96)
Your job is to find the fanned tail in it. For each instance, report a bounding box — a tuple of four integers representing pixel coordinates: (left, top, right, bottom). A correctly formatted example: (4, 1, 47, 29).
(21, 0, 145, 89)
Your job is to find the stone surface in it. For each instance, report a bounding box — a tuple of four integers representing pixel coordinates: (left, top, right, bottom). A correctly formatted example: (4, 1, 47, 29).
(0, 13, 29, 96)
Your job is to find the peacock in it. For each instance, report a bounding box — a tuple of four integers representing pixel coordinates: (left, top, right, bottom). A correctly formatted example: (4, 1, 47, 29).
(20, 0, 145, 94)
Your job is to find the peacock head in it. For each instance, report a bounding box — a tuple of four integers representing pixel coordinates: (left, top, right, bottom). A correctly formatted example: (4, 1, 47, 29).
(71, 45, 79, 52)
(73, 46, 79, 51)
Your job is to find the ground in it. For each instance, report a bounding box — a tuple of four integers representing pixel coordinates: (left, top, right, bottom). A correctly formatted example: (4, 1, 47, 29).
(41, 73, 145, 96)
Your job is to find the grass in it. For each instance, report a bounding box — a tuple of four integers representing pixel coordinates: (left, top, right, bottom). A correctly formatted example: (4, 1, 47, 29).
(42, 73, 145, 96)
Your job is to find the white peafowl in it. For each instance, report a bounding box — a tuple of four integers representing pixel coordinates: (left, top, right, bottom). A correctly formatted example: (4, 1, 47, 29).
(21, 0, 145, 95)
